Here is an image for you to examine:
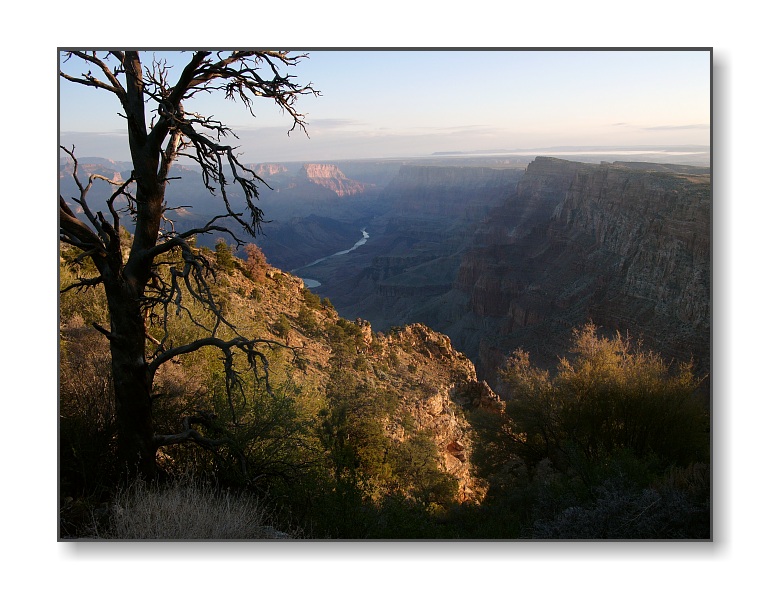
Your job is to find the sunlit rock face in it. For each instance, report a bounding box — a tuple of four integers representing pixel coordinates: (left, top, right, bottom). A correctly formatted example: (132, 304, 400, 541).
(252, 163, 289, 177)
(380, 323, 503, 503)
(296, 163, 371, 197)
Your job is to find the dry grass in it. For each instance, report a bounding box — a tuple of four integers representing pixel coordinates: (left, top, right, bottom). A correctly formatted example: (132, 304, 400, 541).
(94, 477, 293, 540)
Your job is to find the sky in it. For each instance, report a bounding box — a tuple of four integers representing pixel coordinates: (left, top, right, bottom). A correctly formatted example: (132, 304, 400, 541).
(58, 49, 711, 163)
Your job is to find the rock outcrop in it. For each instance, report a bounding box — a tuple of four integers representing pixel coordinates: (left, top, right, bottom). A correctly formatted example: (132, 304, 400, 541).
(210, 259, 502, 505)
(251, 162, 290, 180)
(295, 163, 371, 197)
(379, 324, 503, 502)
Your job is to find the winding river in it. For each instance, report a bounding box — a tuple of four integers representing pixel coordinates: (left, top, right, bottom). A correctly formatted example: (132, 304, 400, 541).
(293, 228, 369, 288)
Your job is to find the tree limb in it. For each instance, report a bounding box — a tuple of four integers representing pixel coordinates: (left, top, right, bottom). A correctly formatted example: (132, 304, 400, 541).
(60, 275, 103, 294)
(148, 335, 287, 377)
(153, 412, 248, 476)
(60, 50, 126, 99)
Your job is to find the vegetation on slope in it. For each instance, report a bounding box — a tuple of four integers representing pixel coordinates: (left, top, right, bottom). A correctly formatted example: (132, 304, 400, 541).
(61, 240, 483, 538)
(59, 241, 710, 539)
(466, 325, 710, 538)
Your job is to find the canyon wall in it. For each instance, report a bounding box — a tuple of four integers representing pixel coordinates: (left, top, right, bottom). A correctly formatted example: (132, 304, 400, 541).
(309, 156, 711, 388)
(62, 154, 711, 390)
(454, 157, 711, 381)
(386, 165, 522, 219)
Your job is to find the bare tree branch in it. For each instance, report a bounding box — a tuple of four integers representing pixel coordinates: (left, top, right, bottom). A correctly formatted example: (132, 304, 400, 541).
(59, 195, 105, 256)
(60, 51, 126, 99)
(148, 335, 285, 379)
(153, 412, 250, 476)
(60, 275, 103, 294)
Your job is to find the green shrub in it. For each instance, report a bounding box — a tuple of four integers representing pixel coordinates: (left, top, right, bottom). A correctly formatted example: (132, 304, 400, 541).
(303, 289, 322, 310)
(215, 239, 235, 274)
(297, 306, 317, 335)
(499, 323, 709, 471)
(353, 355, 368, 372)
(393, 431, 459, 507)
(273, 314, 291, 339)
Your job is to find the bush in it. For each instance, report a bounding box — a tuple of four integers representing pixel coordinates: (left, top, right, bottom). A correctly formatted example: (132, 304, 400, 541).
(297, 306, 318, 335)
(59, 325, 117, 497)
(530, 470, 710, 539)
(387, 431, 457, 506)
(243, 243, 267, 281)
(59, 249, 108, 326)
(215, 239, 235, 274)
(302, 289, 322, 310)
(500, 323, 709, 471)
(273, 314, 291, 339)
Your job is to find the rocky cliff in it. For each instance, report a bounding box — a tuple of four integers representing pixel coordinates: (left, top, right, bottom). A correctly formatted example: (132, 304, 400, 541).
(305, 156, 710, 387)
(386, 165, 522, 219)
(251, 162, 290, 182)
(201, 257, 502, 504)
(474, 157, 592, 243)
(455, 158, 711, 381)
(375, 323, 503, 501)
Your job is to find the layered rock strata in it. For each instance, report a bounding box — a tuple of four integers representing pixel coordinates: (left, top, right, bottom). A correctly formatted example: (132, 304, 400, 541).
(456, 158, 711, 382)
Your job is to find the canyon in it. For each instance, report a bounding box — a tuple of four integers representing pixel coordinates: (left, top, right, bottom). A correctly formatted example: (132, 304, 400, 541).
(305, 157, 711, 386)
(60, 153, 711, 387)
(60, 151, 712, 532)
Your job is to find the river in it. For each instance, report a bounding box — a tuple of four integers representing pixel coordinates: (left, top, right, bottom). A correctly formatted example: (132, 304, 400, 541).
(293, 228, 369, 288)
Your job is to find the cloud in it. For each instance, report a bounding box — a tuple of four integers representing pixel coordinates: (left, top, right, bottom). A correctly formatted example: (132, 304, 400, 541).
(305, 118, 365, 129)
(60, 129, 127, 137)
(642, 124, 710, 131)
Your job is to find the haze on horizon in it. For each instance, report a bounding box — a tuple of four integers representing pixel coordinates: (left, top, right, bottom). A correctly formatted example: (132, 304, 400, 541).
(59, 49, 711, 164)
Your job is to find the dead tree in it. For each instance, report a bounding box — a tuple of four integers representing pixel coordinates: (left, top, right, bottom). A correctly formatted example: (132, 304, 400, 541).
(59, 50, 319, 479)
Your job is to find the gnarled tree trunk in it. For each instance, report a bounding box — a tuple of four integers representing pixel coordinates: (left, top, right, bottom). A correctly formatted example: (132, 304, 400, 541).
(105, 284, 156, 479)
